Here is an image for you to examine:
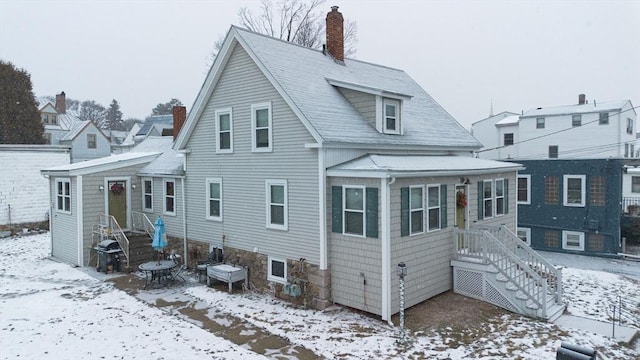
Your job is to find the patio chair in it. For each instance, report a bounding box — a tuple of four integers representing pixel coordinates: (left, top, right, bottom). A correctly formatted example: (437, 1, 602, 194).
(168, 253, 186, 283)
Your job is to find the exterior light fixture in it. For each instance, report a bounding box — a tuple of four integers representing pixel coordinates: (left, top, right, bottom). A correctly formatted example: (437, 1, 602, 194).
(98, 185, 104, 191)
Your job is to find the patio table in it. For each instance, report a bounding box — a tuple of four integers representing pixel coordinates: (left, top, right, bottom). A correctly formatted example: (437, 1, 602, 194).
(139, 260, 177, 289)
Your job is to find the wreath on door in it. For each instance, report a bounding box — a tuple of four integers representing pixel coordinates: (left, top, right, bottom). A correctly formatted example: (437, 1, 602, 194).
(110, 183, 125, 196)
(456, 191, 467, 208)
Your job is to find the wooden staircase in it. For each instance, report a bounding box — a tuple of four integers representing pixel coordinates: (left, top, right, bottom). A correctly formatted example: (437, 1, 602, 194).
(451, 226, 565, 321)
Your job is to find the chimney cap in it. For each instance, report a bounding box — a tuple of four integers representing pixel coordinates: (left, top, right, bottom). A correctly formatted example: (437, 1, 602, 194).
(331, 5, 339, 11)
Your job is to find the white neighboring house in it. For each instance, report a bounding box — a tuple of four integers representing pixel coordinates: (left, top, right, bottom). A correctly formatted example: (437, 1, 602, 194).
(59, 121, 111, 163)
(472, 95, 637, 160)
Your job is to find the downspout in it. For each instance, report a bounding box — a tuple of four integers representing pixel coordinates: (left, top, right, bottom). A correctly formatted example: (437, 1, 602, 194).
(77, 175, 84, 266)
(181, 157, 188, 268)
(319, 148, 327, 269)
(381, 176, 395, 324)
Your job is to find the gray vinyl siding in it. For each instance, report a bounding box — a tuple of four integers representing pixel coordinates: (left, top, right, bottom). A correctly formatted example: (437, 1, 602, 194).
(183, 43, 320, 264)
(142, 177, 184, 238)
(50, 176, 79, 265)
(337, 88, 377, 129)
(80, 165, 149, 265)
(328, 177, 382, 315)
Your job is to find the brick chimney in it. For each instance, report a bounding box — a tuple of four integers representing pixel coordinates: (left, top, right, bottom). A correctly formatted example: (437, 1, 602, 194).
(326, 6, 344, 62)
(172, 105, 187, 140)
(578, 94, 586, 105)
(55, 91, 66, 114)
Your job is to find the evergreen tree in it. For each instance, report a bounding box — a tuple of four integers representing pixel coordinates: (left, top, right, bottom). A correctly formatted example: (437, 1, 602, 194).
(0, 60, 44, 144)
(105, 99, 124, 130)
(151, 98, 182, 116)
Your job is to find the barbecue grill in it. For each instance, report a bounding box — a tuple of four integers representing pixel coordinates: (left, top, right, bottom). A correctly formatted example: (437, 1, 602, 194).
(94, 240, 122, 273)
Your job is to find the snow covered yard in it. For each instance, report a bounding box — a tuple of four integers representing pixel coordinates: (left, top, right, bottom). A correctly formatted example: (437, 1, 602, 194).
(1, 233, 638, 359)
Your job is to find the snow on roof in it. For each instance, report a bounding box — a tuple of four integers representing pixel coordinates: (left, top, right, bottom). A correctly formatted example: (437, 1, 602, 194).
(56, 111, 83, 130)
(522, 100, 630, 118)
(327, 154, 522, 178)
(60, 120, 90, 141)
(495, 115, 520, 126)
(179, 26, 481, 150)
(41, 151, 160, 175)
(133, 137, 184, 176)
(137, 115, 173, 136)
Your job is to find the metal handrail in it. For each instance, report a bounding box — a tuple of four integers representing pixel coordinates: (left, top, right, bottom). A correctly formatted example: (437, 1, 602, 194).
(131, 211, 155, 237)
(99, 214, 130, 268)
(475, 225, 563, 303)
(454, 228, 550, 317)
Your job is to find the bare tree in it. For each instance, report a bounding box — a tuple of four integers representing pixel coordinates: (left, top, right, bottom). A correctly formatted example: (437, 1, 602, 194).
(208, 0, 357, 64)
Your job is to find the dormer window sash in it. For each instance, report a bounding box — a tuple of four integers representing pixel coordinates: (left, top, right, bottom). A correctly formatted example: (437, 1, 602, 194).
(383, 98, 401, 134)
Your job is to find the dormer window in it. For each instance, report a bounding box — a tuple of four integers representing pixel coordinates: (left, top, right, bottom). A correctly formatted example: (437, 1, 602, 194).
(383, 98, 400, 134)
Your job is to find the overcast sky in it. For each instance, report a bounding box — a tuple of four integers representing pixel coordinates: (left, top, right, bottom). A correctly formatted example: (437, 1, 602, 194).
(1, 0, 638, 129)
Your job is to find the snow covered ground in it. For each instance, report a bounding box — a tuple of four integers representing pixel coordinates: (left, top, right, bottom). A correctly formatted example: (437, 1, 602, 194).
(1, 233, 638, 359)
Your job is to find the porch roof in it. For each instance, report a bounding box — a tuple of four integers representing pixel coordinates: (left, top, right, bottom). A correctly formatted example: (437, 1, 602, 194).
(40, 152, 160, 176)
(327, 154, 523, 178)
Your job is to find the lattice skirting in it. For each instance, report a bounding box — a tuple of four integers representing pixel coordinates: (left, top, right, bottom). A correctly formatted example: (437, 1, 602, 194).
(453, 268, 518, 313)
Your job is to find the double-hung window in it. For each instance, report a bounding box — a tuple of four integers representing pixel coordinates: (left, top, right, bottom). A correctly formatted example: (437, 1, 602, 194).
(563, 175, 585, 207)
(495, 178, 505, 216)
(43, 114, 49, 124)
(483, 180, 493, 218)
(383, 98, 401, 134)
(409, 186, 424, 235)
(163, 179, 176, 215)
(504, 133, 514, 146)
(215, 108, 232, 153)
(56, 178, 71, 213)
(252, 102, 272, 152)
(427, 185, 441, 231)
(206, 178, 222, 221)
(343, 186, 365, 236)
(549, 145, 559, 159)
(142, 178, 153, 211)
(599, 112, 609, 125)
(266, 179, 287, 230)
(632, 177, 640, 193)
(517, 175, 530, 204)
(627, 117, 634, 134)
(572, 114, 581, 127)
(536, 117, 545, 129)
(51, 114, 57, 125)
(87, 134, 97, 149)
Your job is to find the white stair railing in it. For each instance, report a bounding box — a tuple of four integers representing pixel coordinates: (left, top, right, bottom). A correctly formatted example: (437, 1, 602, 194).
(454, 228, 550, 317)
(476, 225, 562, 304)
(98, 214, 130, 268)
(131, 211, 154, 238)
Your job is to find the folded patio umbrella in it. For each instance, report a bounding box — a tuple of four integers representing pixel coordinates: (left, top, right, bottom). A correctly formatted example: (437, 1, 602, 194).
(152, 217, 168, 263)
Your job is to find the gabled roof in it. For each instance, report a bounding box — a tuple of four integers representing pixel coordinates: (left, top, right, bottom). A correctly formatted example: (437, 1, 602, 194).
(59, 120, 109, 142)
(522, 100, 632, 118)
(327, 154, 523, 178)
(495, 115, 520, 127)
(176, 26, 481, 151)
(137, 115, 173, 137)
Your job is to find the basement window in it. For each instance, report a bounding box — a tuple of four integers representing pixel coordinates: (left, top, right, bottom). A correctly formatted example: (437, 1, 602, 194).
(268, 257, 287, 283)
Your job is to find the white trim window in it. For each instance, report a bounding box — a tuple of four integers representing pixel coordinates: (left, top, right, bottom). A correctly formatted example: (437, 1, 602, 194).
(142, 178, 153, 212)
(206, 178, 222, 221)
(483, 180, 493, 219)
(56, 178, 71, 213)
(215, 108, 233, 153)
(251, 102, 272, 152)
(536, 117, 545, 129)
(495, 178, 505, 216)
(427, 184, 441, 232)
(409, 185, 424, 235)
(383, 98, 401, 134)
(266, 179, 287, 230)
(268, 257, 287, 283)
(163, 179, 176, 215)
(343, 185, 365, 236)
(517, 227, 531, 246)
(563, 175, 586, 207)
(632, 176, 640, 193)
(87, 134, 97, 149)
(517, 175, 530, 204)
(562, 230, 585, 251)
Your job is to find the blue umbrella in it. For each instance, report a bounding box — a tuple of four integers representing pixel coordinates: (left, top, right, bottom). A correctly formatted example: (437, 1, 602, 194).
(152, 217, 167, 262)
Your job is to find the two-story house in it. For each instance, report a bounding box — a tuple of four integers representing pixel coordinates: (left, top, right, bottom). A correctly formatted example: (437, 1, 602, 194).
(37, 92, 111, 162)
(43, 7, 565, 321)
(473, 96, 638, 257)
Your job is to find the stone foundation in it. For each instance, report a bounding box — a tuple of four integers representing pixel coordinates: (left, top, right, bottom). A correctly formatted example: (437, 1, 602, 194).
(189, 240, 332, 310)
